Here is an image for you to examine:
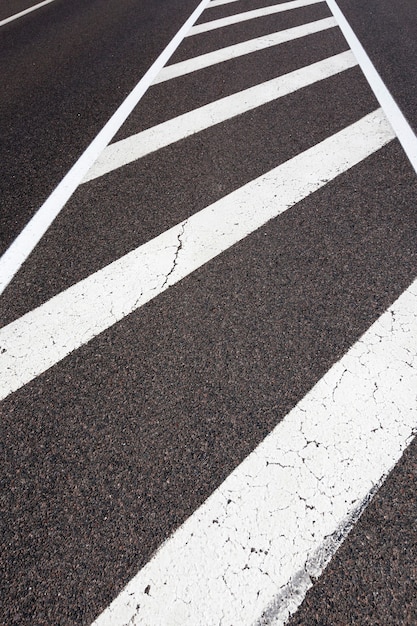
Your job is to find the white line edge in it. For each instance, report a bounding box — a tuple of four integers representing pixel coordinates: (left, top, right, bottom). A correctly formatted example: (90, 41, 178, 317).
(0, 0, 211, 296)
(325, 0, 417, 174)
(0, 0, 56, 27)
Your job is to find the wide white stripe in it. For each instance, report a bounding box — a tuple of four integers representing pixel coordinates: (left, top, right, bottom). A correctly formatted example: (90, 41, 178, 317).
(91, 275, 417, 626)
(84, 51, 356, 183)
(0, 110, 393, 402)
(187, 0, 324, 36)
(325, 0, 417, 175)
(155, 17, 337, 84)
(0, 0, 211, 296)
(0, 0, 55, 27)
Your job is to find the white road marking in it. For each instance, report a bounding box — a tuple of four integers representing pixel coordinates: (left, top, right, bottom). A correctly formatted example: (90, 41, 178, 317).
(91, 275, 417, 626)
(0, 110, 393, 403)
(325, 0, 417, 175)
(0, 0, 56, 27)
(208, 0, 256, 7)
(155, 17, 337, 84)
(187, 0, 324, 36)
(84, 51, 356, 183)
(0, 0, 211, 297)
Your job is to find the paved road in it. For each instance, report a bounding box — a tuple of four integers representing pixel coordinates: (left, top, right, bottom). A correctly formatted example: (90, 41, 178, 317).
(0, 0, 201, 255)
(337, 0, 417, 134)
(1, 0, 416, 624)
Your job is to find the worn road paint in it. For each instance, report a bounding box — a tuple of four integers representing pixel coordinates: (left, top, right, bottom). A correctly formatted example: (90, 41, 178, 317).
(325, 0, 417, 175)
(84, 51, 356, 182)
(0, 110, 393, 402)
(187, 0, 324, 36)
(154, 18, 337, 84)
(0, 0, 56, 27)
(90, 271, 417, 626)
(0, 0, 211, 296)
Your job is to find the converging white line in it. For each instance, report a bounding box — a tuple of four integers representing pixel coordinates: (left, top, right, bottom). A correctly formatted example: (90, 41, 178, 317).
(85, 51, 356, 182)
(0, 0, 56, 28)
(0, 0, 211, 296)
(325, 0, 417, 175)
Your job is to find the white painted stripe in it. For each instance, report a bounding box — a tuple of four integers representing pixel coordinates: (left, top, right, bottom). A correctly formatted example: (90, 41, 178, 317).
(0, 0, 56, 27)
(208, 0, 253, 7)
(208, 0, 303, 6)
(0, 110, 393, 402)
(155, 17, 337, 84)
(0, 0, 211, 297)
(326, 0, 417, 175)
(84, 51, 356, 183)
(91, 275, 417, 626)
(187, 0, 324, 36)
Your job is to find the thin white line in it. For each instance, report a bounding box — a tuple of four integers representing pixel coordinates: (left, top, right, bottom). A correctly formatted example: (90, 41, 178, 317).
(85, 50, 356, 183)
(91, 261, 417, 626)
(208, 0, 252, 7)
(0, 0, 211, 297)
(187, 0, 323, 36)
(208, 0, 300, 6)
(155, 17, 337, 84)
(325, 0, 417, 175)
(0, 110, 394, 402)
(0, 0, 56, 27)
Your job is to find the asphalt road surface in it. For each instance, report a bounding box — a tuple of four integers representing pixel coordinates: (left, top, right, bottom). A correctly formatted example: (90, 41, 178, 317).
(1, 0, 416, 624)
(0, 0, 202, 254)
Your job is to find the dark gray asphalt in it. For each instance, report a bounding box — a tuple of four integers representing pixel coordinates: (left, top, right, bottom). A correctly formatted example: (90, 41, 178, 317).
(0, 0, 201, 255)
(0, 0, 44, 22)
(337, 0, 417, 134)
(2, 26, 367, 325)
(1, 0, 417, 625)
(2, 140, 417, 625)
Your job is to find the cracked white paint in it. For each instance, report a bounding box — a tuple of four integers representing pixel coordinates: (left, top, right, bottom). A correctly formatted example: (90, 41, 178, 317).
(0, 109, 393, 402)
(84, 50, 355, 183)
(91, 281, 417, 626)
(153, 18, 337, 84)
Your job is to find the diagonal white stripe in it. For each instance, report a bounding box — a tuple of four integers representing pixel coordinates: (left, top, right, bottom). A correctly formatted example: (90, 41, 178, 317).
(187, 0, 324, 36)
(325, 0, 417, 175)
(84, 51, 356, 183)
(154, 17, 337, 84)
(208, 0, 261, 7)
(90, 271, 417, 626)
(0, 0, 56, 28)
(0, 110, 393, 403)
(0, 0, 211, 296)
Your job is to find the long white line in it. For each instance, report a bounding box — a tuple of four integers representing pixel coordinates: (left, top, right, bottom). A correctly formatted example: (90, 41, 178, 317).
(325, 0, 417, 175)
(93, 4, 417, 617)
(155, 17, 337, 84)
(0, 0, 211, 297)
(187, 0, 323, 36)
(0, 110, 393, 403)
(208, 0, 257, 7)
(0, 0, 56, 27)
(208, 0, 303, 6)
(91, 275, 417, 626)
(84, 51, 355, 183)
